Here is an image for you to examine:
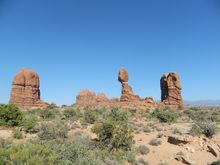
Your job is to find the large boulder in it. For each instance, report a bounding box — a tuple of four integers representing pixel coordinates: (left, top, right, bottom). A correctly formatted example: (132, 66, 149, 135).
(9, 68, 47, 109)
(160, 72, 183, 108)
(118, 67, 140, 102)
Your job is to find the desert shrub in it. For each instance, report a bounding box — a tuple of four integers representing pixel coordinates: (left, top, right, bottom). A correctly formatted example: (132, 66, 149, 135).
(111, 124, 134, 151)
(51, 141, 107, 165)
(12, 127, 23, 139)
(92, 116, 134, 151)
(190, 120, 218, 138)
(136, 145, 150, 155)
(190, 123, 203, 136)
(210, 160, 220, 165)
(39, 108, 57, 119)
(92, 118, 116, 145)
(0, 142, 56, 164)
(38, 121, 68, 140)
(0, 104, 23, 126)
(142, 126, 151, 133)
(22, 114, 38, 133)
(83, 107, 98, 124)
(135, 158, 149, 165)
(36, 108, 60, 119)
(149, 139, 161, 146)
(202, 120, 218, 138)
(63, 108, 82, 120)
(108, 107, 130, 123)
(126, 151, 136, 164)
(151, 109, 179, 123)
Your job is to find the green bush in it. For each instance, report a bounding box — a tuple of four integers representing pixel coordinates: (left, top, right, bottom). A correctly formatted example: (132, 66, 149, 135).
(189, 124, 202, 136)
(83, 107, 98, 124)
(51, 141, 107, 165)
(111, 124, 134, 151)
(0, 104, 23, 126)
(92, 116, 134, 151)
(22, 114, 38, 133)
(63, 108, 82, 119)
(38, 108, 58, 119)
(38, 121, 68, 140)
(12, 127, 23, 139)
(136, 145, 150, 155)
(92, 118, 116, 145)
(0, 143, 56, 164)
(151, 109, 179, 123)
(190, 120, 218, 138)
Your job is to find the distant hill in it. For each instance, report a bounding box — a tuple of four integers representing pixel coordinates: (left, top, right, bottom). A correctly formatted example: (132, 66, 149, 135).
(184, 100, 220, 106)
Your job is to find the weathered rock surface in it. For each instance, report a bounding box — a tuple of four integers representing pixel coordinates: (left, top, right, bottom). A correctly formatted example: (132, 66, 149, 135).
(9, 68, 47, 109)
(118, 68, 140, 102)
(207, 144, 219, 157)
(168, 135, 194, 146)
(160, 72, 183, 108)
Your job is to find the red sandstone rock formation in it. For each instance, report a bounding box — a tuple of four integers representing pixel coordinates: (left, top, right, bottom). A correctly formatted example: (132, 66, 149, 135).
(96, 93, 109, 102)
(145, 97, 154, 104)
(160, 72, 183, 108)
(118, 67, 140, 102)
(76, 90, 97, 106)
(9, 68, 47, 109)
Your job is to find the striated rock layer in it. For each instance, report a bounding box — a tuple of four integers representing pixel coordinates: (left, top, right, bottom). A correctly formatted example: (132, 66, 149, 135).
(160, 72, 183, 108)
(9, 68, 47, 109)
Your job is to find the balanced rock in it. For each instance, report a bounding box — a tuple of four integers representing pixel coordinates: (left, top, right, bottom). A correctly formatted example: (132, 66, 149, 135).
(76, 90, 97, 106)
(118, 67, 128, 83)
(9, 68, 47, 109)
(118, 68, 140, 102)
(160, 72, 183, 108)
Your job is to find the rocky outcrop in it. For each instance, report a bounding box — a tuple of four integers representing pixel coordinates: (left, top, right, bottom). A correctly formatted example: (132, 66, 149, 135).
(118, 67, 140, 102)
(76, 90, 97, 106)
(96, 93, 109, 102)
(160, 72, 183, 108)
(9, 68, 47, 109)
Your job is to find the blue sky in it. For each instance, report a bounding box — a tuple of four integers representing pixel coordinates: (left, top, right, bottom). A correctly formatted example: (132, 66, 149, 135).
(0, 0, 220, 105)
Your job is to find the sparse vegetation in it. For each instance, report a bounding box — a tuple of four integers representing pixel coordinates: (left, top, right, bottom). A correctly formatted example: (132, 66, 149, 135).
(0, 105, 219, 164)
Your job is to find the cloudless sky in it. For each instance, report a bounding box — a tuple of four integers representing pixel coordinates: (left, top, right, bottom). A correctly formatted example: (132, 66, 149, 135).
(0, 0, 220, 105)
